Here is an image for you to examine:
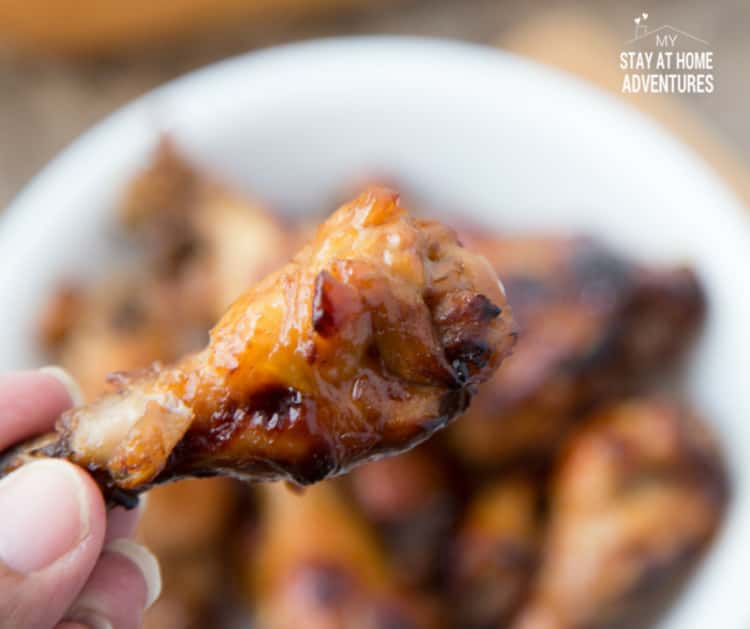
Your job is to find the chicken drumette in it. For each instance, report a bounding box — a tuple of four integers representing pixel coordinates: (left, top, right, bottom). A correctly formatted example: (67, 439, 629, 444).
(447, 234, 705, 468)
(250, 482, 442, 629)
(1, 187, 515, 507)
(513, 398, 726, 629)
(448, 476, 540, 629)
(346, 443, 460, 588)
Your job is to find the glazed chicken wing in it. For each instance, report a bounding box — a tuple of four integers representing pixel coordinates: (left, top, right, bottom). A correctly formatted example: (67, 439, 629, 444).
(138, 478, 241, 629)
(446, 235, 705, 468)
(39, 275, 207, 402)
(448, 476, 540, 629)
(1, 187, 515, 507)
(119, 138, 295, 321)
(513, 398, 726, 629)
(251, 481, 442, 629)
(346, 443, 459, 587)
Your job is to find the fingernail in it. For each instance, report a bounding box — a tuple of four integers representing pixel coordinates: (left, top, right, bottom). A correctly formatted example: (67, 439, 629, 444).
(39, 366, 84, 407)
(0, 460, 89, 573)
(61, 613, 113, 629)
(105, 539, 161, 608)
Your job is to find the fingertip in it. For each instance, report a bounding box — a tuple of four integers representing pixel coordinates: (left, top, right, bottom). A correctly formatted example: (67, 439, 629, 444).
(0, 460, 108, 628)
(0, 459, 105, 574)
(61, 614, 112, 629)
(0, 370, 79, 449)
(61, 460, 108, 550)
(52, 460, 109, 577)
(38, 366, 85, 408)
(56, 623, 103, 629)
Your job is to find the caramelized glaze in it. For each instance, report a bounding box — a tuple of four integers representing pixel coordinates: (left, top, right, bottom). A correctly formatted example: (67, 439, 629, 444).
(446, 235, 706, 468)
(0, 187, 515, 506)
(514, 398, 726, 629)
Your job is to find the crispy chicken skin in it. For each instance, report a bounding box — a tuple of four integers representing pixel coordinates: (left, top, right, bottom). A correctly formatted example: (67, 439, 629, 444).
(2, 187, 514, 506)
(251, 482, 442, 629)
(446, 235, 705, 468)
(513, 398, 726, 629)
(448, 476, 539, 629)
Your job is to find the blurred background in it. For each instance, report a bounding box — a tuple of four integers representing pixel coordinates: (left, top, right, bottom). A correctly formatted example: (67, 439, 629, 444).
(1, 0, 749, 209)
(1, 3, 748, 629)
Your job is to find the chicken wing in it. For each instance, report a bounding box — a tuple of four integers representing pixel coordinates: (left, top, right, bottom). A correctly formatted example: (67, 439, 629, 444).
(119, 138, 295, 321)
(250, 481, 442, 629)
(448, 476, 540, 629)
(141, 551, 226, 629)
(1, 187, 515, 507)
(40, 275, 207, 401)
(137, 477, 242, 629)
(346, 443, 459, 587)
(446, 235, 705, 468)
(513, 398, 726, 629)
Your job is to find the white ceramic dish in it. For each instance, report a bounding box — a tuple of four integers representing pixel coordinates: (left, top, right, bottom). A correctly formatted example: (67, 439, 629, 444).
(0, 37, 748, 627)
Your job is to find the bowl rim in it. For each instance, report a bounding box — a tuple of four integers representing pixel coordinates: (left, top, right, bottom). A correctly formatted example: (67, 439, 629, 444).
(3, 35, 747, 225)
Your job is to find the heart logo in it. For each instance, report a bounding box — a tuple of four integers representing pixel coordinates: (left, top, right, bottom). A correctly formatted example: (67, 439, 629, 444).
(643, 12, 648, 19)
(634, 17, 641, 24)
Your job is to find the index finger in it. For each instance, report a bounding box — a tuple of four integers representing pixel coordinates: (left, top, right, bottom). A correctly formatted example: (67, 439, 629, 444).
(0, 368, 83, 451)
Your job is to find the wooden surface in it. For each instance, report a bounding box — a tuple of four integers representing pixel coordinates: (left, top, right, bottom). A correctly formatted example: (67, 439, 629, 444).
(0, 0, 376, 54)
(1, 0, 748, 209)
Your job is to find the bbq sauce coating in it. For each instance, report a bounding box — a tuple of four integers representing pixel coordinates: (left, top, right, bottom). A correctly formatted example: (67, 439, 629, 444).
(252, 482, 442, 629)
(513, 398, 726, 629)
(446, 234, 706, 468)
(0, 187, 515, 506)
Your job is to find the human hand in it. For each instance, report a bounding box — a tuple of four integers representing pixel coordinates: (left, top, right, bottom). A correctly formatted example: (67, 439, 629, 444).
(0, 368, 161, 629)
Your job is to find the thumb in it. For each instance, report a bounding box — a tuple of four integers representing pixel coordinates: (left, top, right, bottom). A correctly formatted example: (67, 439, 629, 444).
(0, 459, 106, 629)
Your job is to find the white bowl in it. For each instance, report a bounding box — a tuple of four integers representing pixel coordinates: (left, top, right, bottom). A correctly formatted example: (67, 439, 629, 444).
(1, 37, 748, 627)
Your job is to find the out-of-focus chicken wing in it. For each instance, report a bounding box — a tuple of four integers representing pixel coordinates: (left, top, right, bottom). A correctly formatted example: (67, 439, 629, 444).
(446, 235, 705, 468)
(448, 476, 539, 629)
(38, 142, 294, 402)
(2, 187, 515, 506)
(137, 477, 240, 555)
(119, 139, 294, 320)
(43, 275, 205, 401)
(141, 551, 226, 629)
(138, 477, 242, 629)
(513, 398, 726, 629)
(347, 443, 459, 587)
(38, 284, 86, 351)
(251, 482, 442, 629)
